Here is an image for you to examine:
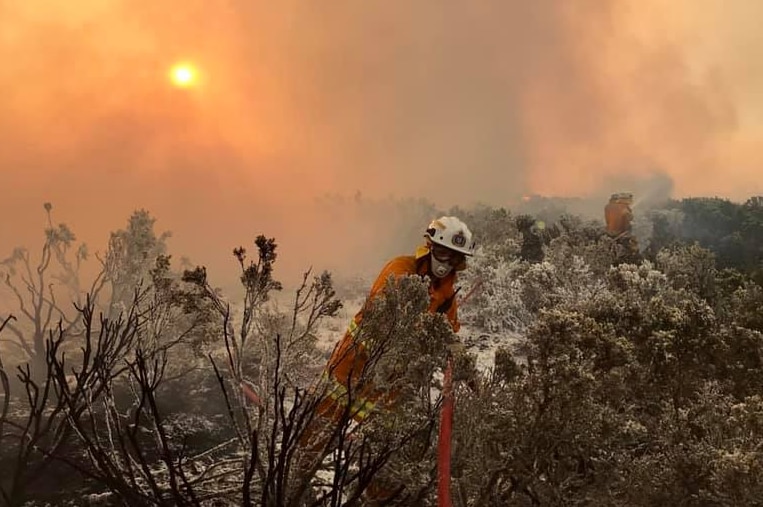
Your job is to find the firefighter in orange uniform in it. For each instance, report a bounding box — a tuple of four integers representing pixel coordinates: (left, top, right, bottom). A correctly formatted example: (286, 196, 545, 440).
(297, 216, 475, 492)
(605, 192, 639, 257)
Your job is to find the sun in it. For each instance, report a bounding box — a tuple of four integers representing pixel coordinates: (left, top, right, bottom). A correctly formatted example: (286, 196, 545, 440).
(169, 63, 197, 88)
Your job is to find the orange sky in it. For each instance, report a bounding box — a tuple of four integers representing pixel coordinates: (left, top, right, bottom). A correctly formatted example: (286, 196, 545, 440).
(1, 0, 761, 287)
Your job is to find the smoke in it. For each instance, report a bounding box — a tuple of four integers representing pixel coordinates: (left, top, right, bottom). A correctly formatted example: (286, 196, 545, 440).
(1, 0, 760, 288)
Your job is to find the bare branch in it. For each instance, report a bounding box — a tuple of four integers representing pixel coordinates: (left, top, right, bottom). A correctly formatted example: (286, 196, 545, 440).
(5, 273, 34, 322)
(0, 314, 16, 452)
(0, 318, 34, 358)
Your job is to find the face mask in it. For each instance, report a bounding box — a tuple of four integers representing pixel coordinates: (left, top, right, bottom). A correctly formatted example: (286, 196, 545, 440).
(430, 255, 453, 278)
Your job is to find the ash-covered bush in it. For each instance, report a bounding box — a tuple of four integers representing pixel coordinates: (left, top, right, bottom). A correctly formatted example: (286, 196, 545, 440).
(358, 275, 454, 393)
(462, 211, 621, 335)
(346, 275, 461, 503)
(446, 232, 763, 505)
(459, 252, 528, 333)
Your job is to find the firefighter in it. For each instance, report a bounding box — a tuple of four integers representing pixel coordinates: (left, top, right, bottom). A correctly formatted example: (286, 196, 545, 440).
(296, 216, 475, 499)
(604, 192, 640, 259)
(605, 192, 634, 237)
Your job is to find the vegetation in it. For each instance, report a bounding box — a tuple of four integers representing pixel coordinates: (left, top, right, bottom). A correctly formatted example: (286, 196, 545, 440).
(1, 196, 762, 506)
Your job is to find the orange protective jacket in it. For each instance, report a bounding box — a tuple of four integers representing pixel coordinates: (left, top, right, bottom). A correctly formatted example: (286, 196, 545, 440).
(605, 201, 633, 237)
(322, 247, 461, 420)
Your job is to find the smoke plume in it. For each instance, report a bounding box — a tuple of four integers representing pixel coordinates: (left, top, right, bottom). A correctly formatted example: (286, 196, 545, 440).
(1, 0, 760, 286)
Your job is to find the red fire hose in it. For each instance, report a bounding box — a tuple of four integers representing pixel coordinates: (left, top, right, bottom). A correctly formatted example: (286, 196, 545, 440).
(439, 277, 482, 506)
(437, 356, 455, 507)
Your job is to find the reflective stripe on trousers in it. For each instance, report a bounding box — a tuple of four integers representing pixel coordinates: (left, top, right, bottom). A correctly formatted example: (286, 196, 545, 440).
(347, 319, 378, 350)
(321, 370, 376, 422)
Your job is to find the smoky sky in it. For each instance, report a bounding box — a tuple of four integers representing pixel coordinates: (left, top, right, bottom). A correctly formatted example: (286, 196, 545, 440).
(1, 0, 761, 287)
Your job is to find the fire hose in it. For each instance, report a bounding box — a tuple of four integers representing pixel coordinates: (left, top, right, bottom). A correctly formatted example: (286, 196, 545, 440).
(438, 277, 482, 507)
(437, 356, 455, 507)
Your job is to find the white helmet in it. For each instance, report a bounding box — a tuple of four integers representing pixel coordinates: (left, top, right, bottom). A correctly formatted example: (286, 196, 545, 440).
(424, 216, 476, 256)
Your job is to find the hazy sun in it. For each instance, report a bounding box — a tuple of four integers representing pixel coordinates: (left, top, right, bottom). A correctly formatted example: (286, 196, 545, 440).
(169, 63, 197, 88)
